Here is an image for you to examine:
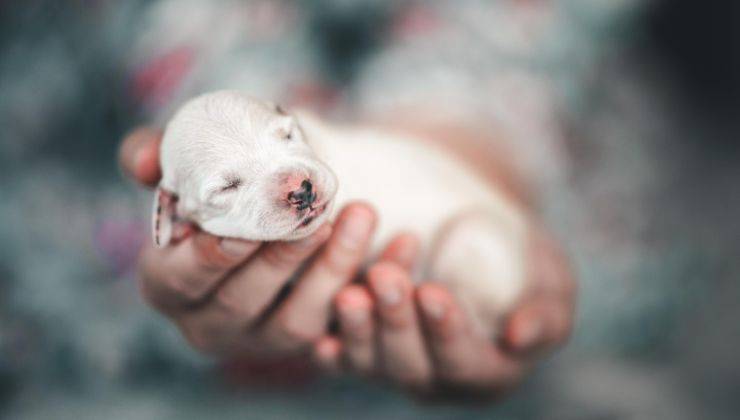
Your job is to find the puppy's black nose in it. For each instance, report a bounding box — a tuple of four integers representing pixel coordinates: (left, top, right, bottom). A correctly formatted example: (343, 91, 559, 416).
(300, 180, 313, 195)
(288, 179, 316, 210)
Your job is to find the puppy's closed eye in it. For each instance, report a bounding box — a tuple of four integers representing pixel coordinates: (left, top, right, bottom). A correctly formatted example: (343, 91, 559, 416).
(204, 176, 242, 210)
(220, 177, 242, 192)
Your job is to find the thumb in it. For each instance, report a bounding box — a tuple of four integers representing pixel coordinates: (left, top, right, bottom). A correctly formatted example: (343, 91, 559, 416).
(119, 126, 162, 187)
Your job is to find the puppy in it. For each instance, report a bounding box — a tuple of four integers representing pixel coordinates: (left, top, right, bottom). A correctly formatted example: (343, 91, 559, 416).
(154, 90, 528, 338)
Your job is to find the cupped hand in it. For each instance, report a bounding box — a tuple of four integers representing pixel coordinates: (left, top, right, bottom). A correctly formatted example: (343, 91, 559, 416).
(312, 229, 576, 402)
(119, 127, 378, 357)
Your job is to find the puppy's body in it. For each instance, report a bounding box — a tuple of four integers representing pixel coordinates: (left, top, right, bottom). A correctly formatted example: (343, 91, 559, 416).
(156, 91, 527, 338)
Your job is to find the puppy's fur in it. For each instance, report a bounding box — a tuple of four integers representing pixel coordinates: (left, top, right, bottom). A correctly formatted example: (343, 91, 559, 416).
(155, 90, 527, 338)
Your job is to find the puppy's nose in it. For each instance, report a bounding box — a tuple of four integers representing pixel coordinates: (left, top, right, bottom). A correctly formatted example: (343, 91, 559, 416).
(287, 179, 316, 210)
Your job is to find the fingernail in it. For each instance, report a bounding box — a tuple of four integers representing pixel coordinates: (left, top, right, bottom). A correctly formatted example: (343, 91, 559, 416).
(516, 319, 543, 348)
(220, 239, 257, 257)
(421, 293, 446, 320)
(338, 209, 373, 249)
(340, 307, 368, 327)
(375, 280, 401, 307)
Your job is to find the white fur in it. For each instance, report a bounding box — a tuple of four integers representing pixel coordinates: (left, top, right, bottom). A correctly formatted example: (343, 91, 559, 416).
(159, 91, 337, 242)
(157, 90, 528, 338)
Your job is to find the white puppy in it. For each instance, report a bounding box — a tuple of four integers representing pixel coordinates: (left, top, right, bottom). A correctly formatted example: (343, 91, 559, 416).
(154, 90, 528, 338)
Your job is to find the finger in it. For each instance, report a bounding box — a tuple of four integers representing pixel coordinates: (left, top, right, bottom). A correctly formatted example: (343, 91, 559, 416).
(417, 284, 526, 391)
(174, 225, 333, 356)
(502, 229, 576, 355)
(379, 232, 421, 271)
(138, 232, 260, 312)
(118, 126, 162, 187)
(312, 336, 343, 375)
(503, 297, 574, 356)
(210, 224, 333, 328)
(261, 203, 377, 350)
(335, 285, 376, 375)
(368, 262, 432, 388)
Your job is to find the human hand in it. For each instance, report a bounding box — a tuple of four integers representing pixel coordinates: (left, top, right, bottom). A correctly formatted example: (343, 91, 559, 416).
(119, 127, 378, 357)
(312, 229, 576, 402)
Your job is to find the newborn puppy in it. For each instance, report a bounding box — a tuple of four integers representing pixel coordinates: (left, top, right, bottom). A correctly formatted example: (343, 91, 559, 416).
(154, 90, 528, 338)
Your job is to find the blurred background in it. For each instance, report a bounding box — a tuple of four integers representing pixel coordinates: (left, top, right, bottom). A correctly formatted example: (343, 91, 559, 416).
(0, 0, 738, 419)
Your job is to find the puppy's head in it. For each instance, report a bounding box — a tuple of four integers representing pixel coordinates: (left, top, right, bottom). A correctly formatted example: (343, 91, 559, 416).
(160, 90, 338, 243)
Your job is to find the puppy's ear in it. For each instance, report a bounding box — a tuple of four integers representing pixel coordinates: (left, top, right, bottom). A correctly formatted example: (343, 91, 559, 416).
(152, 187, 177, 248)
(270, 113, 298, 141)
(267, 101, 288, 116)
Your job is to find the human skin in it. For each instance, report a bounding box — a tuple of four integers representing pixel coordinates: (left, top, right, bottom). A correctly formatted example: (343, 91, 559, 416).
(119, 124, 576, 401)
